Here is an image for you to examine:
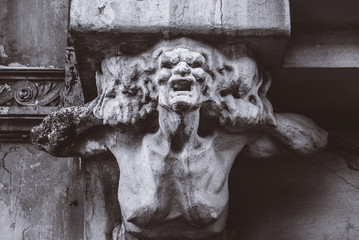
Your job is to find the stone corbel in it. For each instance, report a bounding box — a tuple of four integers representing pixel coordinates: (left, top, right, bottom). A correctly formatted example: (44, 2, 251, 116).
(31, 38, 328, 240)
(30, 1, 329, 239)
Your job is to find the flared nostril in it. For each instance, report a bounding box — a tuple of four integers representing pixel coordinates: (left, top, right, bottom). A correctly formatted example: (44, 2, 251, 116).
(174, 62, 191, 76)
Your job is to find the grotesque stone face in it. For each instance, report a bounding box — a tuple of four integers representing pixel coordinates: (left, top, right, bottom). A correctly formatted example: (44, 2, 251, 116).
(155, 48, 206, 112)
(30, 38, 328, 240)
(214, 57, 274, 127)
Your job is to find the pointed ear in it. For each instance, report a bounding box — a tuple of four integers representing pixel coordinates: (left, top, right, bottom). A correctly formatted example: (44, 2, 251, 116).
(259, 71, 272, 97)
(263, 98, 277, 126)
(258, 71, 276, 126)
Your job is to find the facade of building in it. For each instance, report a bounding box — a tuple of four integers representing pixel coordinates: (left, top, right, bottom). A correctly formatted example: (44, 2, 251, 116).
(0, 0, 358, 239)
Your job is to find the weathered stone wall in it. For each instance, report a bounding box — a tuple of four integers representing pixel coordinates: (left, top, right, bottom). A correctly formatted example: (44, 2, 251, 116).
(0, 0, 68, 68)
(83, 156, 121, 240)
(1, 0, 359, 239)
(0, 0, 82, 239)
(0, 143, 84, 239)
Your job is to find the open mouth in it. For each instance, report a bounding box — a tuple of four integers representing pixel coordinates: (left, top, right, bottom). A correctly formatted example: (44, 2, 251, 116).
(171, 79, 193, 92)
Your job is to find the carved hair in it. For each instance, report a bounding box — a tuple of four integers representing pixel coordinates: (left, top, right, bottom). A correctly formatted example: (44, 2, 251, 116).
(92, 54, 158, 125)
(208, 54, 276, 127)
(92, 38, 275, 128)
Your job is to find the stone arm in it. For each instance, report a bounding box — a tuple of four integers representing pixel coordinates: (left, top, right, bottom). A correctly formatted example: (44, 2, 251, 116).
(215, 66, 328, 158)
(241, 113, 328, 158)
(30, 99, 109, 157)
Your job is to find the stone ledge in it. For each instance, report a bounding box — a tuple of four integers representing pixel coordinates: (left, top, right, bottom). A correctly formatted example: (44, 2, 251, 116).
(283, 28, 359, 68)
(0, 68, 65, 140)
(0, 48, 84, 140)
(70, 0, 290, 37)
(69, 0, 291, 101)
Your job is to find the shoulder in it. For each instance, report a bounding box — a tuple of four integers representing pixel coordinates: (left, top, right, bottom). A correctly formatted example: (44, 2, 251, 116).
(212, 128, 250, 151)
(105, 126, 146, 150)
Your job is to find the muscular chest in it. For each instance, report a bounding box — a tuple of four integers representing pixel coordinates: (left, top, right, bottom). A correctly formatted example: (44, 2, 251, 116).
(143, 137, 228, 180)
(113, 134, 238, 230)
(113, 134, 238, 189)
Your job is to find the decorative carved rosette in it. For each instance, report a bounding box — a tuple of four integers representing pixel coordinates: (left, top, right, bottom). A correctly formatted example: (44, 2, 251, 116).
(0, 80, 65, 106)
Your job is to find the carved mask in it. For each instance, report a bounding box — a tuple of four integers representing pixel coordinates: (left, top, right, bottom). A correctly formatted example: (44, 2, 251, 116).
(213, 56, 276, 127)
(155, 48, 206, 112)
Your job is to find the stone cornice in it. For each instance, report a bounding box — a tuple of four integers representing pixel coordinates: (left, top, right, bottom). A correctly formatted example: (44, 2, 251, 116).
(0, 68, 65, 140)
(0, 68, 65, 108)
(0, 47, 84, 140)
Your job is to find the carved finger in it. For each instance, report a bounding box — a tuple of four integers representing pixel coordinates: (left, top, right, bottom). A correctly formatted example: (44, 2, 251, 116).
(233, 99, 260, 125)
(222, 95, 237, 112)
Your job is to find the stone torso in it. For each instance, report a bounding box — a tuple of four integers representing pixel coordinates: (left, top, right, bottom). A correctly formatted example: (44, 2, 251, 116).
(107, 130, 247, 239)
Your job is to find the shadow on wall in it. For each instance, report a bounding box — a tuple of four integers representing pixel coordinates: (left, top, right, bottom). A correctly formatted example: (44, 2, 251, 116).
(83, 153, 121, 240)
(228, 150, 359, 240)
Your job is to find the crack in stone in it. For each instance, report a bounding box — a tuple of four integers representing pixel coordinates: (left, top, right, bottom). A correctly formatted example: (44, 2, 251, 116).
(322, 163, 359, 191)
(60, 173, 71, 191)
(11, 165, 23, 239)
(98, 5, 106, 14)
(84, 171, 95, 240)
(21, 225, 31, 240)
(1, 152, 12, 187)
(327, 136, 359, 171)
(341, 153, 359, 171)
(219, 0, 225, 32)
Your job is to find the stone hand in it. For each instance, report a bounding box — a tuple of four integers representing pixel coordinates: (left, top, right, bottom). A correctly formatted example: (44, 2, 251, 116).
(218, 92, 275, 129)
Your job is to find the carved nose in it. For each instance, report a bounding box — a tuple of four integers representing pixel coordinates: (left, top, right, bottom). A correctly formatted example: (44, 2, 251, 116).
(174, 62, 191, 76)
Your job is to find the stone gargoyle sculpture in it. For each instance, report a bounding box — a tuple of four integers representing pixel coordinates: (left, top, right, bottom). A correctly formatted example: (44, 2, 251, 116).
(31, 38, 328, 240)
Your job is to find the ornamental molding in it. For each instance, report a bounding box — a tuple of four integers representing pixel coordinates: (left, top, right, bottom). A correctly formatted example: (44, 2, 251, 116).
(0, 76, 65, 107)
(0, 48, 84, 140)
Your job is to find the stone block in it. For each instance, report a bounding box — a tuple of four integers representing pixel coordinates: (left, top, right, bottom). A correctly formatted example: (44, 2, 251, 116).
(0, 143, 84, 240)
(69, 0, 291, 100)
(0, 0, 69, 68)
(283, 29, 359, 68)
(70, 0, 290, 37)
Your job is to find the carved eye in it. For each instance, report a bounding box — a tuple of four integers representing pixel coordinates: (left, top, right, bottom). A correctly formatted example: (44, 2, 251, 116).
(157, 77, 168, 85)
(224, 64, 233, 72)
(190, 60, 203, 68)
(217, 65, 233, 75)
(217, 68, 224, 75)
(220, 89, 231, 97)
(233, 91, 241, 99)
(249, 95, 257, 104)
(196, 76, 205, 83)
(161, 59, 172, 69)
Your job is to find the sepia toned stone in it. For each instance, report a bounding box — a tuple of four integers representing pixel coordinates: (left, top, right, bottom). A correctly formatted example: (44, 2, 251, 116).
(31, 38, 327, 240)
(70, 0, 290, 37)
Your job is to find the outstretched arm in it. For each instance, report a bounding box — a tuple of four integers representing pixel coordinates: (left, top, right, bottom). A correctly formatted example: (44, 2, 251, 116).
(31, 53, 157, 157)
(242, 113, 328, 158)
(30, 99, 108, 157)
